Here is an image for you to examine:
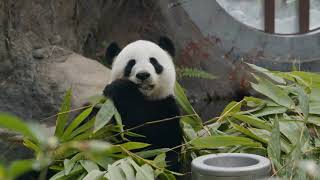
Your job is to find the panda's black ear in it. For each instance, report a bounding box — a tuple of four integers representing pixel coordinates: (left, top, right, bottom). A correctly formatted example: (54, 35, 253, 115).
(105, 42, 121, 66)
(158, 36, 175, 57)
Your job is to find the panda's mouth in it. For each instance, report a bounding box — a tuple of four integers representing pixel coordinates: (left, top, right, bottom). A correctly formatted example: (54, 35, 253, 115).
(138, 83, 155, 91)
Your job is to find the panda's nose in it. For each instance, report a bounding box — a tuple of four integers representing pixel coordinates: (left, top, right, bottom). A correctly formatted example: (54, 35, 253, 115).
(136, 72, 150, 81)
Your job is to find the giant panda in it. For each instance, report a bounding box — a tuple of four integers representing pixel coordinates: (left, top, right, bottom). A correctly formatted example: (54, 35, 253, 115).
(17, 37, 182, 180)
(104, 37, 182, 170)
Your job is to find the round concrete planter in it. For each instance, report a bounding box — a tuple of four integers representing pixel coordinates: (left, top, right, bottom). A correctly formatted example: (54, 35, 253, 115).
(191, 153, 271, 180)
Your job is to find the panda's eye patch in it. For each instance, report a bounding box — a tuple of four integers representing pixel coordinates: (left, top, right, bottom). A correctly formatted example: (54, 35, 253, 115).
(149, 57, 163, 74)
(124, 59, 136, 77)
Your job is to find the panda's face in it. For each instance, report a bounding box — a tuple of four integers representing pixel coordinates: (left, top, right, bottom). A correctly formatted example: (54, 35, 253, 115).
(107, 39, 176, 100)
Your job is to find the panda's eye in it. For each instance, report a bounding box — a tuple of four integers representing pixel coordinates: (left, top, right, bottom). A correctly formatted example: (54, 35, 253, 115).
(124, 59, 136, 77)
(149, 57, 163, 74)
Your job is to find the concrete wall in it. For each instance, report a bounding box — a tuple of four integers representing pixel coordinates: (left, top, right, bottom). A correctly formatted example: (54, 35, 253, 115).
(181, 0, 320, 71)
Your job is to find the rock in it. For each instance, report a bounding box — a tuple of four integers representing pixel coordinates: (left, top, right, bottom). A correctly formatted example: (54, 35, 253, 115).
(0, 46, 111, 162)
(32, 48, 47, 59)
(49, 35, 62, 45)
(46, 49, 110, 107)
(29, 46, 111, 122)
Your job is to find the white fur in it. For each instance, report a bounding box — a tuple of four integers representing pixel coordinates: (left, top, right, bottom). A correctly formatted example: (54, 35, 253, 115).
(110, 40, 176, 100)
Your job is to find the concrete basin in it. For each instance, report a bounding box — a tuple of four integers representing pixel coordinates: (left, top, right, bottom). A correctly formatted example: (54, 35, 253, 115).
(192, 153, 271, 180)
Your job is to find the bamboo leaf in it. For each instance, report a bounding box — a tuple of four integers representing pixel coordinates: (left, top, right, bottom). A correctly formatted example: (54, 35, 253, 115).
(279, 120, 301, 144)
(49, 164, 84, 180)
(62, 107, 93, 140)
(308, 116, 320, 126)
(251, 75, 295, 108)
(219, 101, 242, 120)
(310, 87, 320, 102)
(248, 128, 271, 143)
(128, 158, 154, 180)
(309, 102, 320, 115)
(0, 164, 6, 180)
(119, 159, 135, 180)
(71, 140, 114, 154)
(267, 116, 281, 169)
(119, 142, 151, 152)
(64, 153, 83, 175)
(139, 164, 154, 179)
(232, 114, 272, 131)
(247, 63, 286, 84)
(136, 148, 170, 159)
(244, 96, 265, 107)
(279, 119, 311, 152)
(174, 82, 197, 116)
(79, 160, 99, 173)
(108, 165, 126, 180)
(55, 89, 72, 138)
(286, 85, 309, 120)
(181, 119, 198, 141)
(191, 136, 262, 148)
(153, 153, 167, 169)
(157, 172, 176, 180)
(181, 116, 203, 132)
(0, 113, 36, 140)
(94, 100, 116, 133)
(230, 122, 267, 143)
(290, 71, 320, 85)
(23, 138, 41, 153)
(83, 169, 106, 180)
(114, 108, 125, 140)
(253, 106, 287, 117)
(68, 118, 95, 140)
(8, 159, 35, 179)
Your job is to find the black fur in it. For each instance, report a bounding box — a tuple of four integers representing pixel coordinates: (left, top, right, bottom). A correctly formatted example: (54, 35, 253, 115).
(124, 59, 136, 77)
(149, 57, 164, 74)
(103, 79, 182, 170)
(105, 42, 121, 66)
(159, 36, 175, 57)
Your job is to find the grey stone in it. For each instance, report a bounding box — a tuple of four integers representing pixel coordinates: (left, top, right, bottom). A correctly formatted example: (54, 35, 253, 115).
(32, 48, 47, 59)
(49, 35, 62, 45)
(0, 45, 111, 163)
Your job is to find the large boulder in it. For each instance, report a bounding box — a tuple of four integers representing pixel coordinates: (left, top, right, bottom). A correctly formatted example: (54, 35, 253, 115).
(44, 47, 110, 112)
(0, 46, 110, 162)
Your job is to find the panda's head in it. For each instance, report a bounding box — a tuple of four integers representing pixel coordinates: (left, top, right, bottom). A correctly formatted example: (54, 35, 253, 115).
(105, 37, 176, 100)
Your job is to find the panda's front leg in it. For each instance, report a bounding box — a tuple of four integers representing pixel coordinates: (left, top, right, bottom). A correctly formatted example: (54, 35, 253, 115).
(103, 79, 143, 106)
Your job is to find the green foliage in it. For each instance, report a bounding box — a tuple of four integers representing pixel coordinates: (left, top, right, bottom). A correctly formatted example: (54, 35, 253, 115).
(49, 96, 179, 180)
(176, 67, 217, 80)
(55, 89, 72, 138)
(1, 63, 320, 179)
(179, 63, 320, 179)
(94, 100, 116, 133)
(0, 93, 177, 180)
(190, 136, 262, 148)
(0, 113, 37, 141)
(0, 159, 37, 180)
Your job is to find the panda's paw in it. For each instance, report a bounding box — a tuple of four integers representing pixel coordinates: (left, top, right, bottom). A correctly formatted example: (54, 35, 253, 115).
(103, 79, 139, 98)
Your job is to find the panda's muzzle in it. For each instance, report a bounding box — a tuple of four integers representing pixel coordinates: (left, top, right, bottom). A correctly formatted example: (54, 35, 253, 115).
(135, 71, 155, 91)
(136, 72, 150, 81)
(138, 83, 155, 91)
